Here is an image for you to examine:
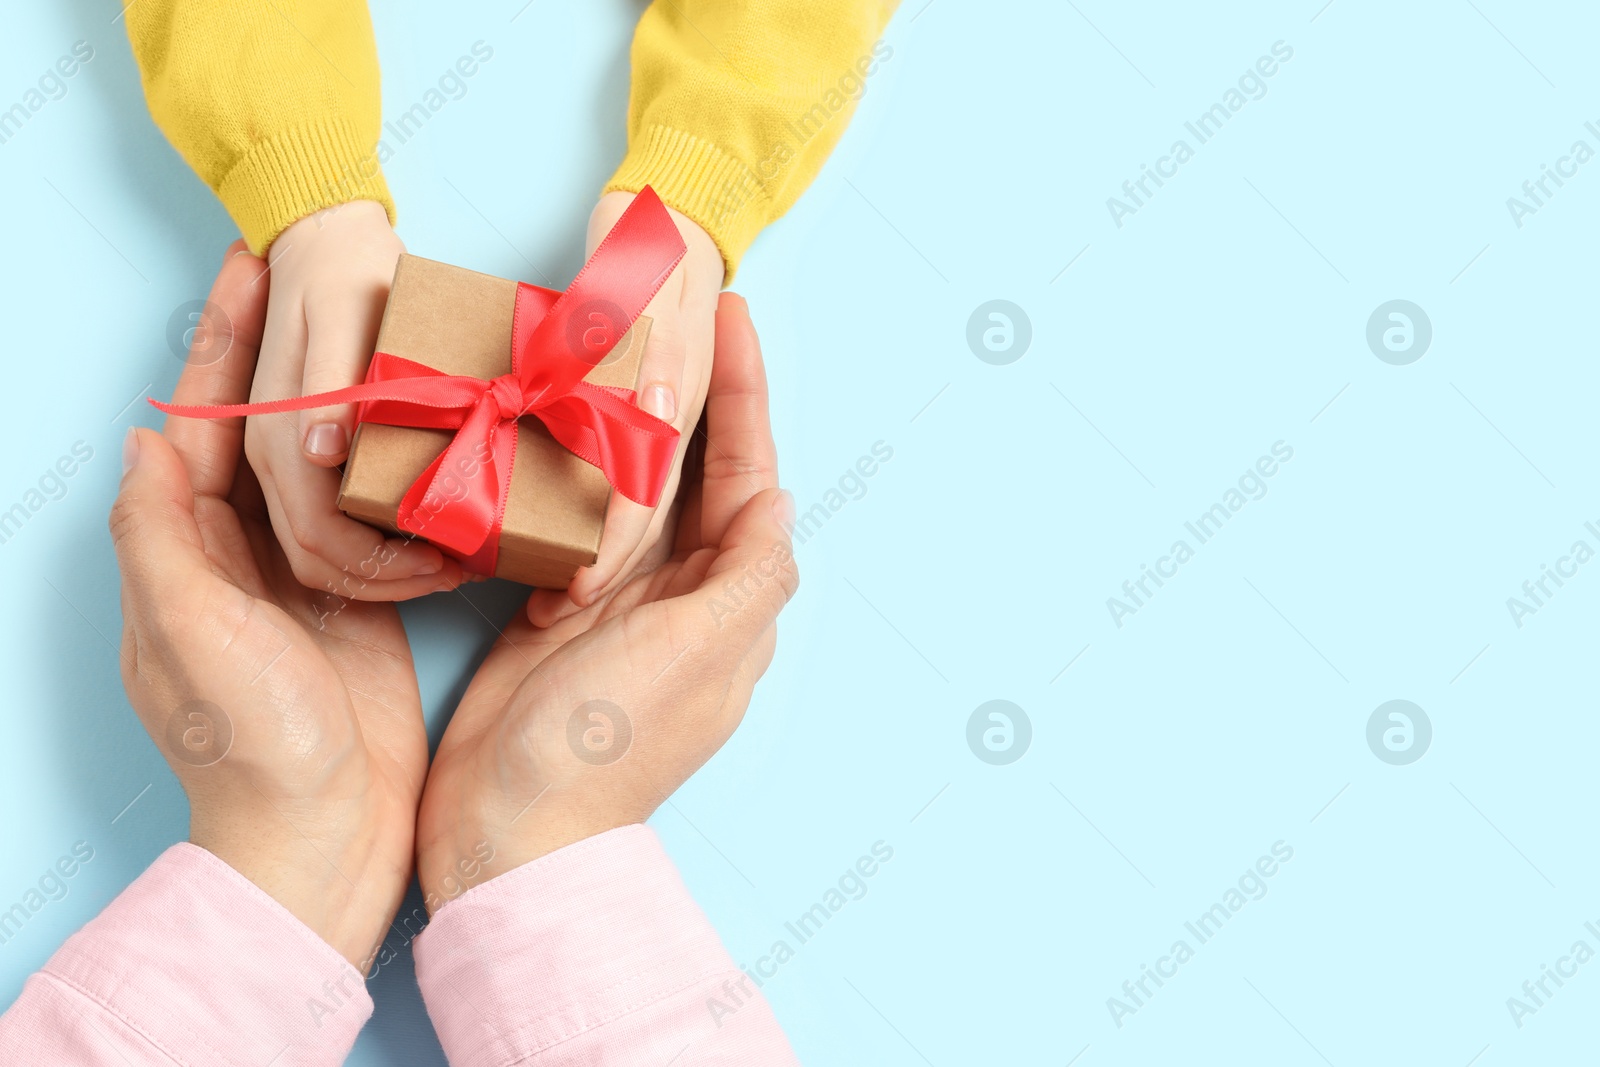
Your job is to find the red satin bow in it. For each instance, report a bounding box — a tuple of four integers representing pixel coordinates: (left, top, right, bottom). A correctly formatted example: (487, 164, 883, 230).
(153, 186, 687, 576)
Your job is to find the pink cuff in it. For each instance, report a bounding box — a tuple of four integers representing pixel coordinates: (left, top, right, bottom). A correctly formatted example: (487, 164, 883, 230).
(22, 842, 370, 1065)
(416, 824, 797, 1066)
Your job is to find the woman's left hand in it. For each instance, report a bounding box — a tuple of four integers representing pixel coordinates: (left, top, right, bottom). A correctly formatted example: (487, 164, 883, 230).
(417, 293, 797, 907)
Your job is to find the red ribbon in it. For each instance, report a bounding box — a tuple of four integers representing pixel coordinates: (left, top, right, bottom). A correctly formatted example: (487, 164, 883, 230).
(153, 186, 686, 576)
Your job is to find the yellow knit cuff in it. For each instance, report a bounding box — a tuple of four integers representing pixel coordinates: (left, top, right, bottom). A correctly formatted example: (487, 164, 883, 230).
(217, 117, 396, 255)
(605, 126, 771, 281)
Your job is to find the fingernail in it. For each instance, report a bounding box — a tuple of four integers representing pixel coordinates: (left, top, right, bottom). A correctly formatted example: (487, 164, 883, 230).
(773, 489, 795, 530)
(642, 383, 676, 422)
(121, 427, 139, 477)
(414, 558, 442, 576)
(304, 422, 349, 458)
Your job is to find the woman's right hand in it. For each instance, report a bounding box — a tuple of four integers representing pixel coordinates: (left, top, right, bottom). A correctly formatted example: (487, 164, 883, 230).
(113, 242, 431, 969)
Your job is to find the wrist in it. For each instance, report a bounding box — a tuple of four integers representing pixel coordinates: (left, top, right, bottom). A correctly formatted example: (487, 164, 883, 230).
(192, 817, 403, 970)
(603, 128, 766, 278)
(267, 199, 396, 266)
(218, 117, 394, 256)
(416, 835, 502, 915)
(591, 191, 725, 291)
(418, 793, 641, 916)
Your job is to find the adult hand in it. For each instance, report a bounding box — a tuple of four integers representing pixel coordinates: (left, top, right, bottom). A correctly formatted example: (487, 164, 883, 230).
(112, 242, 428, 969)
(524, 191, 724, 625)
(245, 200, 463, 600)
(417, 293, 795, 909)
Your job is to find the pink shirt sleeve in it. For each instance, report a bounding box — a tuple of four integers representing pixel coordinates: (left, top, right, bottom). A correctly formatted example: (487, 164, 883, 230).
(0, 842, 370, 1066)
(415, 824, 798, 1067)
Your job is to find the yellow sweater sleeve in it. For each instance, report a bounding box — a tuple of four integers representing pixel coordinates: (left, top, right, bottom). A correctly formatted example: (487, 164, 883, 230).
(125, 1, 393, 255)
(606, 1, 899, 278)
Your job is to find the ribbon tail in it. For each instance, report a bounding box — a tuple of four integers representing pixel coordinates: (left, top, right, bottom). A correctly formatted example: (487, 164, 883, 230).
(395, 399, 515, 566)
(151, 356, 489, 427)
(514, 186, 688, 398)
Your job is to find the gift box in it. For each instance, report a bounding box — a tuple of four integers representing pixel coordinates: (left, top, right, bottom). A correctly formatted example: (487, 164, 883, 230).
(153, 187, 686, 589)
(337, 255, 654, 589)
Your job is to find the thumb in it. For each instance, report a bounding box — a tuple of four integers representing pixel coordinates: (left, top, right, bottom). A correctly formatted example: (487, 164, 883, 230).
(679, 488, 799, 652)
(108, 428, 213, 604)
(297, 301, 381, 466)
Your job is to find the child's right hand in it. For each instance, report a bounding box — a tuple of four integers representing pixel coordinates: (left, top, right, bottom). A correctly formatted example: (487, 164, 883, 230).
(245, 201, 463, 600)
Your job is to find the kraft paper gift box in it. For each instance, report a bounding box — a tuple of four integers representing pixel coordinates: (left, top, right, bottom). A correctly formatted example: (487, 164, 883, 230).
(337, 254, 652, 589)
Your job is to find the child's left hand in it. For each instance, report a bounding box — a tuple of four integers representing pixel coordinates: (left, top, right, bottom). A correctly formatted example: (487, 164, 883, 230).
(525, 192, 725, 626)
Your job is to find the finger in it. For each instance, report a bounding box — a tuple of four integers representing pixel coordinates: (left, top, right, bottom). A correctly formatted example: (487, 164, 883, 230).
(297, 281, 388, 467)
(523, 468, 688, 629)
(562, 292, 698, 607)
(524, 495, 655, 625)
(671, 411, 708, 554)
(524, 403, 694, 628)
(565, 492, 654, 607)
(524, 586, 581, 628)
(109, 427, 218, 613)
(247, 294, 451, 589)
(248, 418, 459, 595)
(572, 447, 684, 601)
(162, 242, 269, 498)
(632, 278, 687, 450)
(525, 489, 674, 628)
(671, 487, 798, 656)
(698, 293, 778, 547)
(225, 447, 269, 521)
(530, 514, 686, 629)
(525, 509, 662, 626)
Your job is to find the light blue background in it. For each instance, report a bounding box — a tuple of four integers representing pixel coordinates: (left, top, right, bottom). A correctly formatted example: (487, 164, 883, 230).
(2, 1, 1597, 1063)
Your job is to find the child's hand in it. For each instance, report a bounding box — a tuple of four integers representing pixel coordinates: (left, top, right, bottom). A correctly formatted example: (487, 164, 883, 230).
(246, 201, 462, 600)
(524, 191, 725, 625)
